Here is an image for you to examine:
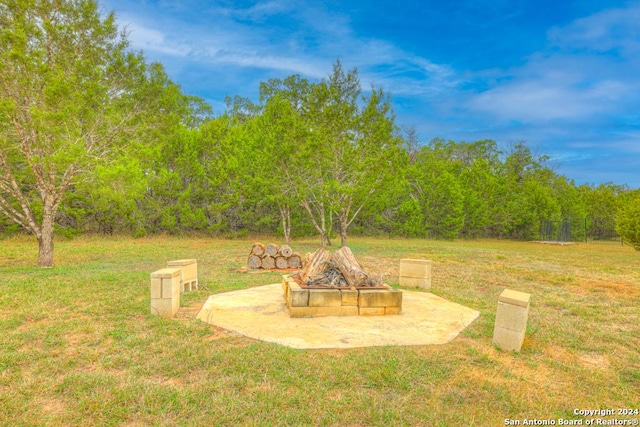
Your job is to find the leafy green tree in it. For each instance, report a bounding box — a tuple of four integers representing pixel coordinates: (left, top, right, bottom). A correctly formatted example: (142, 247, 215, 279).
(500, 142, 560, 239)
(553, 176, 587, 219)
(250, 75, 312, 244)
(407, 145, 464, 239)
(195, 113, 250, 235)
(287, 61, 403, 247)
(616, 190, 640, 250)
(428, 139, 502, 238)
(580, 182, 627, 240)
(0, 0, 157, 265)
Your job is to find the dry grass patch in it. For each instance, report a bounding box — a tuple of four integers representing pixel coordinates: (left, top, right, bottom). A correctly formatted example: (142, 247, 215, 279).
(0, 235, 638, 425)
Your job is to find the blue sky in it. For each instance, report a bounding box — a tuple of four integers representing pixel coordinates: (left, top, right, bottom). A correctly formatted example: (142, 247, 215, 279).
(100, 0, 640, 188)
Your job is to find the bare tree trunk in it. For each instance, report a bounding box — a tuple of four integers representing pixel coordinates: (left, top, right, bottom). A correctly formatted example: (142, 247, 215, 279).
(336, 199, 366, 248)
(320, 212, 331, 247)
(338, 213, 348, 247)
(278, 203, 291, 245)
(301, 199, 331, 247)
(326, 211, 333, 246)
(38, 209, 55, 267)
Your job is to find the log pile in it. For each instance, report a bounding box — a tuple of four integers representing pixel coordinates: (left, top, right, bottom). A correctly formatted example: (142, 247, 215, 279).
(248, 242, 303, 270)
(295, 246, 382, 288)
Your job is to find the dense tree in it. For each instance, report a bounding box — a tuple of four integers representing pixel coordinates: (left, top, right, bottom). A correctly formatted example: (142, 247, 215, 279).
(0, 0, 169, 265)
(403, 143, 465, 239)
(616, 190, 640, 250)
(579, 182, 627, 240)
(252, 75, 312, 244)
(429, 139, 501, 238)
(0, 2, 627, 248)
(286, 61, 403, 246)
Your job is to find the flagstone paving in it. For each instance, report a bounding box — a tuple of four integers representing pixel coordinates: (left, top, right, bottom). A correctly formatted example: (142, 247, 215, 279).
(196, 283, 480, 349)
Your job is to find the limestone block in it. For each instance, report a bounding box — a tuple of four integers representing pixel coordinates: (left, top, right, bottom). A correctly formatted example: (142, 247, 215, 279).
(498, 288, 531, 308)
(399, 259, 432, 289)
(287, 281, 309, 307)
(358, 288, 403, 308)
(151, 267, 182, 280)
(399, 259, 432, 278)
(150, 297, 179, 319)
(288, 306, 314, 317)
(150, 277, 162, 299)
(289, 306, 359, 318)
(493, 288, 531, 352)
(149, 268, 181, 297)
(385, 306, 402, 315)
(359, 307, 386, 316)
(308, 289, 342, 307)
(340, 289, 358, 306)
(495, 301, 529, 332)
(315, 306, 359, 317)
(150, 268, 181, 319)
(162, 277, 179, 299)
(167, 259, 198, 292)
(398, 277, 431, 289)
(493, 325, 526, 352)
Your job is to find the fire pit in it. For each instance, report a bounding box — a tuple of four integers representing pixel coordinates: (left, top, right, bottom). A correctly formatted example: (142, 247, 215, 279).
(282, 247, 402, 317)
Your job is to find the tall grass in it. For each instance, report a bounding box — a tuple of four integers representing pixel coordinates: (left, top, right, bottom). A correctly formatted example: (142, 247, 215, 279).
(0, 235, 638, 426)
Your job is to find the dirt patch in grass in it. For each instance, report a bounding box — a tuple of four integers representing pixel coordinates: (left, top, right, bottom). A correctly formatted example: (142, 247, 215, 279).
(36, 397, 66, 416)
(577, 353, 611, 370)
(201, 327, 232, 341)
(574, 279, 640, 298)
(175, 300, 207, 320)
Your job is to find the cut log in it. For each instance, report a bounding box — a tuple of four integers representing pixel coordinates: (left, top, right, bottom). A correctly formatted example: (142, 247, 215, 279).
(279, 244, 293, 258)
(262, 255, 276, 270)
(332, 246, 369, 287)
(265, 243, 279, 257)
(251, 242, 265, 257)
(300, 247, 331, 282)
(248, 254, 262, 269)
(275, 256, 289, 269)
(288, 252, 302, 269)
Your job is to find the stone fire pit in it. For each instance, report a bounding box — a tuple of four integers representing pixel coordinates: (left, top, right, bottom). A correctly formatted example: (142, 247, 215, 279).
(282, 246, 403, 317)
(283, 274, 402, 317)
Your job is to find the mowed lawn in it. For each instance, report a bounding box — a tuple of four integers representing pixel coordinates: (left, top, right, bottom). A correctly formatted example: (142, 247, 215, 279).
(0, 235, 638, 426)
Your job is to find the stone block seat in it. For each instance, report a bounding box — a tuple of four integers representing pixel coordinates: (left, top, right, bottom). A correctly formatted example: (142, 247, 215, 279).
(492, 288, 531, 352)
(167, 259, 198, 293)
(150, 267, 182, 319)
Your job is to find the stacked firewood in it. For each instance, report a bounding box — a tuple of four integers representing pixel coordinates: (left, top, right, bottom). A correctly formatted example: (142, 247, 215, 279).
(294, 246, 382, 288)
(247, 242, 303, 270)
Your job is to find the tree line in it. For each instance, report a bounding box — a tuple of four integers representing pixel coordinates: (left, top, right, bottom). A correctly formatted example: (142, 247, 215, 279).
(1, 0, 639, 266)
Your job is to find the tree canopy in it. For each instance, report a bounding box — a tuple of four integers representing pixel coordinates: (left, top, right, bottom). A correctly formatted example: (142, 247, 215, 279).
(0, 0, 206, 265)
(1, 1, 635, 266)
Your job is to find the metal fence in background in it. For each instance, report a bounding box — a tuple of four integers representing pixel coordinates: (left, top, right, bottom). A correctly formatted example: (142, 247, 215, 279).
(539, 217, 622, 244)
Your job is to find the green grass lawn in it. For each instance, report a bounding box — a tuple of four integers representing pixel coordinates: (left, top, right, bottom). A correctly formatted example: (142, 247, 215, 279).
(1, 235, 638, 426)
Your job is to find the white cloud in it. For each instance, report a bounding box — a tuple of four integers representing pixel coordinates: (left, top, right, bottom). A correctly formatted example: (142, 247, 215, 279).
(121, 19, 188, 57)
(464, 3, 640, 125)
(547, 3, 640, 55)
(468, 71, 635, 123)
(105, 0, 460, 99)
(232, 0, 294, 21)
